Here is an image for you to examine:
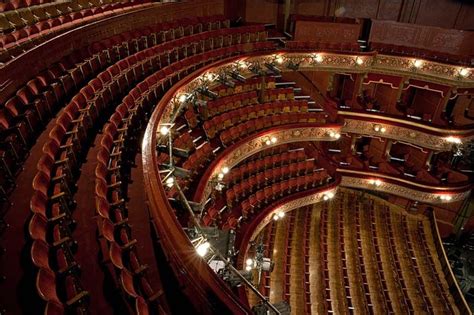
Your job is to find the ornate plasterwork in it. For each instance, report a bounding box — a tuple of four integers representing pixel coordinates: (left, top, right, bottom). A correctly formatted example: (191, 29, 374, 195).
(246, 187, 339, 249)
(340, 175, 471, 204)
(157, 51, 473, 131)
(341, 118, 470, 151)
(197, 125, 342, 203)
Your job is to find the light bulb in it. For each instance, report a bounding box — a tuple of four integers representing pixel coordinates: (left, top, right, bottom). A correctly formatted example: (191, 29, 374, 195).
(160, 126, 169, 135)
(196, 241, 210, 257)
(313, 54, 323, 63)
(165, 176, 174, 187)
(222, 166, 229, 174)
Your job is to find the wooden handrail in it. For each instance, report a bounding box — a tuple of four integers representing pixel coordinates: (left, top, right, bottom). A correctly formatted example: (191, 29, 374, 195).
(427, 210, 472, 315)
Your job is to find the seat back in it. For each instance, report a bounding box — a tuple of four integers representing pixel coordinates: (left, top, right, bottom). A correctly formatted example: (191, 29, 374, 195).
(36, 268, 61, 304)
(31, 239, 51, 269)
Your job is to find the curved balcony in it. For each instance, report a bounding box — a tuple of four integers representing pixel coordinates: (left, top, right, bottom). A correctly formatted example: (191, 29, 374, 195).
(143, 46, 472, 313)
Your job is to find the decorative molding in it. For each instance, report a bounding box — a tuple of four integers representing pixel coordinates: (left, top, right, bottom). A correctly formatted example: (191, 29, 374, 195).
(339, 175, 471, 204)
(247, 187, 338, 246)
(340, 112, 474, 136)
(195, 125, 342, 203)
(341, 118, 474, 151)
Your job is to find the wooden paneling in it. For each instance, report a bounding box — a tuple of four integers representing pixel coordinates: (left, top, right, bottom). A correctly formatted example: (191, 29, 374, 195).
(454, 4, 474, 30)
(369, 20, 474, 55)
(337, 0, 379, 18)
(243, 0, 474, 30)
(245, 0, 280, 24)
(415, 0, 461, 29)
(294, 20, 361, 42)
(294, 0, 327, 16)
(376, 0, 403, 20)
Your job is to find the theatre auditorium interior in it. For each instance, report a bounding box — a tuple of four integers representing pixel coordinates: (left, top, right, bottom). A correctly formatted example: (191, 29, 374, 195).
(2, 0, 474, 314)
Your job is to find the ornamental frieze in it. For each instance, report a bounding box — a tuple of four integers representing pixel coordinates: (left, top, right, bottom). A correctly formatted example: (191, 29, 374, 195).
(340, 176, 471, 204)
(341, 118, 474, 151)
(196, 126, 342, 203)
(243, 187, 338, 255)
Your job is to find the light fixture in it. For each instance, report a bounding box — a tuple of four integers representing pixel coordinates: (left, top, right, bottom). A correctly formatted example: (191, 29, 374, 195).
(246, 258, 253, 266)
(238, 61, 248, 70)
(369, 179, 382, 186)
(222, 166, 230, 174)
(355, 57, 364, 65)
(272, 214, 280, 221)
(459, 68, 470, 78)
(245, 265, 252, 271)
(271, 136, 277, 143)
(329, 131, 341, 139)
(160, 125, 170, 135)
(217, 173, 224, 180)
(178, 93, 188, 103)
(165, 176, 175, 187)
(278, 211, 285, 218)
(445, 136, 461, 144)
(263, 137, 276, 146)
(312, 53, 323, 63)
(275, 55, 284, 64)
(196, 241, 210, 257)
(373, 124, 386, 133)
(323, 191, 335, 201)
(438, 194, 453, 201)
(413, 59, 423, 68)
(205, 73, 215, 81)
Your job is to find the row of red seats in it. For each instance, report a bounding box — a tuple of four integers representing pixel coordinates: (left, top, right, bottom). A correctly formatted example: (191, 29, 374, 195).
(27, 18, 243, 315)
(0, 0, 153, 35)
(380, 206, 414, 313)
(0, 51, 109, 193)
(285, 41, 360, 53)
(415, 221, 455, 312)
(173, 132, 195, 154)
(225, 159, 317, 206)
(0, 0, 54, 12)
(0, 13, 228, 64)
(204, 100, 309, 139)
(282, 211, 295, 301)
(203, 91, 259, 118)
(399, 215, 434, 312)
(96, 88, 166, 313)
(219, 111, 325, 147)
(370, 42, 473, 66)
(240, 170, 330, 218)
(1, 23, 268, 200)
(208, 75, 276, 98)
(181, 142, 214, 176)
(302, 210, 312, 313)
(223, 149, 307, 185)
(26, 17, 190, 312)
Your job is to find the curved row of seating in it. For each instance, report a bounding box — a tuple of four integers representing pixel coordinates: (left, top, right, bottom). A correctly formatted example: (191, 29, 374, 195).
(95, 86, 165, 314)
(1, 15, 228, 187)
(249, 191, 461, 313)
(204, 100, 310, 139)
(225, 159, 318, 206)
(222, 149, 307, 185)
(23, 22, 272, 312)
(0, 0, 157, 64)
(219, 111, 325, 147)
(1, 20, 265, 205)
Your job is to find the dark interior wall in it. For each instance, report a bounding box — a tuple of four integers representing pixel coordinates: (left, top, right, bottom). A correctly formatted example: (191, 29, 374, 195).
(238, 0, 474, 30)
